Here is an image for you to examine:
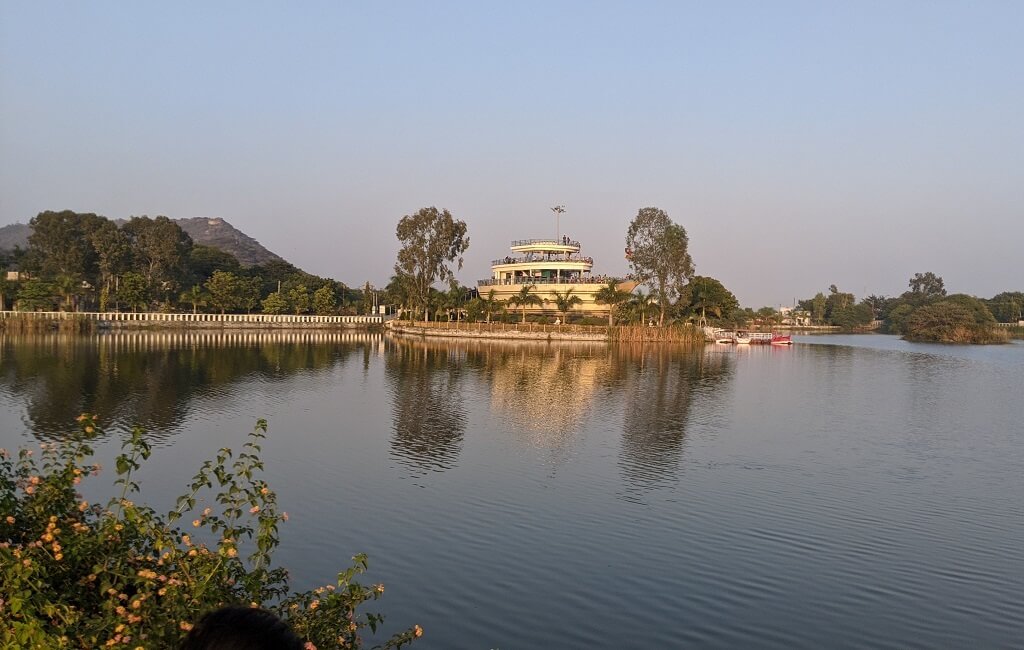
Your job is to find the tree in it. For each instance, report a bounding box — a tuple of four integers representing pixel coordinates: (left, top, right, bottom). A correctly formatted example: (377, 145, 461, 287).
(903, 300, 1003, 343)
(986, 291, 1024, 323)
(26, 211, 95, 279)
(313, 285, 337, 315)
(188, 245, 240, 283)
(117, 272, 150, 312)
(909, 272, 946, 299)
(261, 291, 288, 315)
(811, 293, 826, 325)
(595, 280, 631, 326)
(862, 295, 888, 319)
(507, 284, 542, 323)
(287, 285, 310, 315)
(393, 207, 470, 321)
(548, 288, 582, 324)
(479, 288, 502, 324)
(179, 285, 209, 314)
(205, 270, 240, 314)
(237, 276, 263, 314)
(54, 273, 82, 311)
(625, 207, 694, 326)
(685, 276, 739, 324)
(88, 220, 131, 305)
(626, 289, 657, 324)
(360, 282, 375, 315)
(15, 279, 56, 311)
(122, 216, 193, 298)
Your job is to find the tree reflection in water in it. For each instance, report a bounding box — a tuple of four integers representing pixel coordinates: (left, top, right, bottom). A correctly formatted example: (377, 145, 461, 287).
(384, 339, 468, 475)
(617, 345, 732, 501)
(0, 331, 374, 443)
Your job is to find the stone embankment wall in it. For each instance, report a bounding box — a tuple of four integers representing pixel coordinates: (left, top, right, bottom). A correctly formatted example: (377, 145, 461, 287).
(388, 321, 610, 342)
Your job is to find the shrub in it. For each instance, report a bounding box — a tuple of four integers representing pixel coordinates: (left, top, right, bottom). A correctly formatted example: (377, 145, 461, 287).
(0, 416, 421, 649)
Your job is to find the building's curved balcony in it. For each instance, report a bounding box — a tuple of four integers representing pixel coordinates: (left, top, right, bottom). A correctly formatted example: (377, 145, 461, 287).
(511, 238, 581, 248)
(477, 275, 624, 287)
(492, 255, 594, 266)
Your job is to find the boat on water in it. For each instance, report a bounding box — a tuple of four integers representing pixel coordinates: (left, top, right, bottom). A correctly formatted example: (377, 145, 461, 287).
(702, 327, 794, 345)
(477, 237, 636, 317)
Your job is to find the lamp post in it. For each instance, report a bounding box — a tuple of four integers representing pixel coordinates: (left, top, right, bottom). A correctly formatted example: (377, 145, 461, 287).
(551, 205, 565, 241)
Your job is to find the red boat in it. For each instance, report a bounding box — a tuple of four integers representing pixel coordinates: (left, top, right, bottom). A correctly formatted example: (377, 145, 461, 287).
(770, 333, 793, 345)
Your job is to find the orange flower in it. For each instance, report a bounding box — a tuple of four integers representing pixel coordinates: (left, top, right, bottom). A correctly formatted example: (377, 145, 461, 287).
(413, 625, 423, 638)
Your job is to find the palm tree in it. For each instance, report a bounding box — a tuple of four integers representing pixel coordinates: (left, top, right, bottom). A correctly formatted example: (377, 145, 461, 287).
(507, 284, 542, 323)
(480, 288, 502, 323)
(54, 273, 81, 311)
(179, 285, 209, 314)
(595, 280, 631, 326)
(629, 289, 656, 325)
(549, 288, 582, 324)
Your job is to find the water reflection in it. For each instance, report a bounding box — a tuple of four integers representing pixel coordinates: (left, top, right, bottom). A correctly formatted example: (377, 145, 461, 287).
(616, 346, 733, 499)
(0, 331, 379, 442)
(384, 337, 468, 475)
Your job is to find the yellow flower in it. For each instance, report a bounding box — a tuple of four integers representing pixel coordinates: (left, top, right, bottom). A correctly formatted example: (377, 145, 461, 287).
(413, 625, 423, 638)
(179, 622, 193, 632)
(4, 516, 13, 524)
(226, 548, 237, 558)
(24, 486, 34, 495)
(54, 553, 63, 561)
(309, 600, 319, 610)
(192, 519, 201, 527)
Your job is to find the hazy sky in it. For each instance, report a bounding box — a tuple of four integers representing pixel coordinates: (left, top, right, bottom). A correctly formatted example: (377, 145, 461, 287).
(2, 1, 1021, 307)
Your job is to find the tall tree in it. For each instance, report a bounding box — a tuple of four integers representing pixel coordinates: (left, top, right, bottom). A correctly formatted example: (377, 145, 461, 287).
(26, 211, 96, 278)
(261, 291, 288, 315)
(625, 207, 694, 326)
(685, 276, 739, 323)
(595, 280, 632, 326)
(122, 216, 193, 297)
(88, 220, 132, 306)
(237, 276, 263, 314)
(288, 285, 310, 315)
(205, 270, 240, 314)
(313, 285, 337, 315)
(908, 272, 946, 299)
(394, 206, 470, 321)
(179, 285, 209, 314)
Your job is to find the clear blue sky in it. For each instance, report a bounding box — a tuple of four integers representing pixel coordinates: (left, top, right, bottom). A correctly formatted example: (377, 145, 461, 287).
(2, 1, 1021, 307)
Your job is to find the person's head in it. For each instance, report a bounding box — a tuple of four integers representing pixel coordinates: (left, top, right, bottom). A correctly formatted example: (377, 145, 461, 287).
(180, 605, 304, 650)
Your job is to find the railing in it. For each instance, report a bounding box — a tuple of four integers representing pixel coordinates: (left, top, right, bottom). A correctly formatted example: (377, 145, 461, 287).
(390, 320, 705, 344)
(0, 310, 386, 325)
(511, 238, 581, 248)
(491, 256, 593, 266)
(478, 275, 621, 287)
(392, 320, 608, 336)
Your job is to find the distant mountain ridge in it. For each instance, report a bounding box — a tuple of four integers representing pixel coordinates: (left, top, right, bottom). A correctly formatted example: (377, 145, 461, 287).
(0, 216, 284, 268)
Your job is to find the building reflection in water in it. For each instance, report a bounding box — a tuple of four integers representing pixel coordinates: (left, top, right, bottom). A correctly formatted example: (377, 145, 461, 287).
(0, 330, 381, 443)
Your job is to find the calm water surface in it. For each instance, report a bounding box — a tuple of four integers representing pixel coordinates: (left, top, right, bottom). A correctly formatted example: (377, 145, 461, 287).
(1, 331, 1022, 648)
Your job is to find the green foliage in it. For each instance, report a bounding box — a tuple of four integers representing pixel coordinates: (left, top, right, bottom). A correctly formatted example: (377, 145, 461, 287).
(122, 216, 193, 298)
(0, 416, 422, 649)
(16, 279, 58, 311)
(189, 246, 241, 283)
(287, 285, 310, 315)
(205, 271, 240, 314)
(681, 276, 738, 324)
(394, 207, 470, 321)
(313, 285, 337, 316)
(260, 291, 289, 315)
(117, 272, 150, 312)
(595, 280, 632, 326)
(985, 291, 1023, 323)
(506, 285, 542, 323)
(625, 207, 694, 326)
(179, 286, 210, 314)
(908, 271, 946, 299)
(903, 300, 1007, 343)
(548, 288, 582, 323)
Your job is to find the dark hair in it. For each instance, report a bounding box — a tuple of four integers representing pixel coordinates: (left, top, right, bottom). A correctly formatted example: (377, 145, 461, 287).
(180, 606, 304, 650)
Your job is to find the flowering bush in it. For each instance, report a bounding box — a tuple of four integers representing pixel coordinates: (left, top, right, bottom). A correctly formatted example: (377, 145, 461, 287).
(0, 416, 422, 649)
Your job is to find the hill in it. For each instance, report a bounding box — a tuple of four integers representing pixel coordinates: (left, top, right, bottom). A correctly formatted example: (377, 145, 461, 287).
(0, 216, 284, 268)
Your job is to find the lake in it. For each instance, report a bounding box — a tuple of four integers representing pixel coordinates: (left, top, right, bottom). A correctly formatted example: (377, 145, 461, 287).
(1, 331, 1022, 648)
